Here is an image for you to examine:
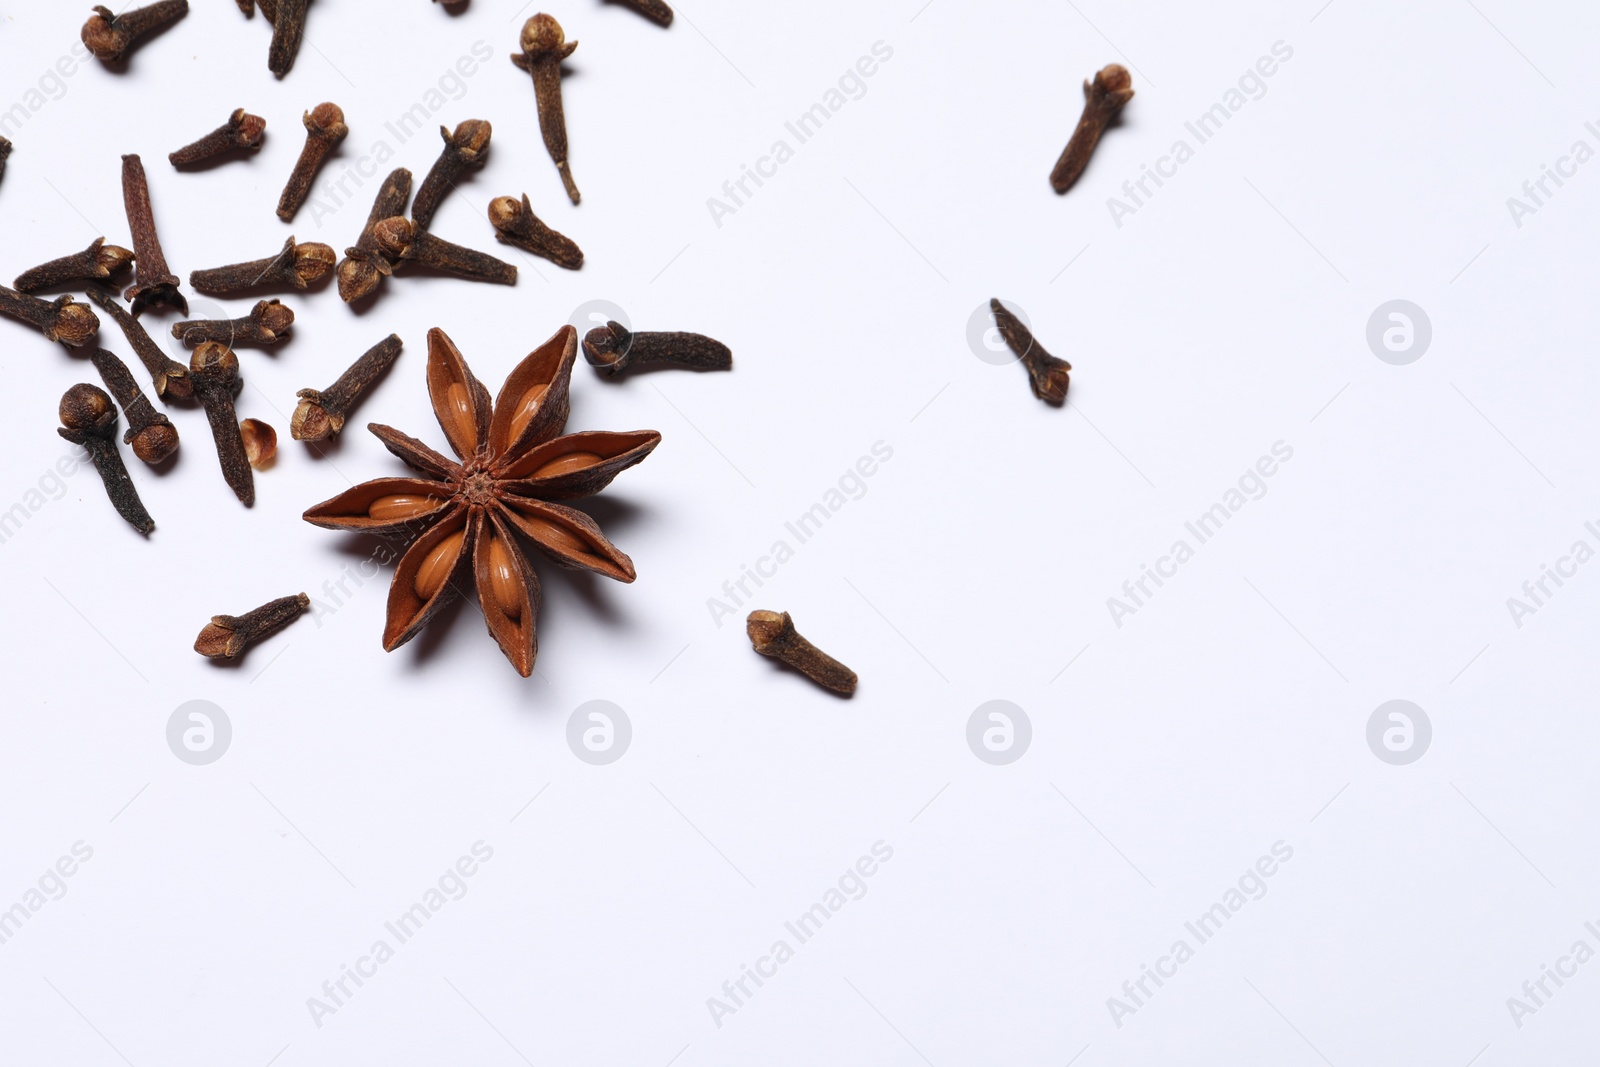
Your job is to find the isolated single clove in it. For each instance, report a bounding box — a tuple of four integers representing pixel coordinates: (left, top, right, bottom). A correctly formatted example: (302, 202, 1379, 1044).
(15, 238, 134, 293)
(268, 0, 309, 78)
(1050, 64, 1134, 195)
(614, 0, 673, 26)
(488, 194, 582, 269)
(277, 103, 347, 221)
(747, 610, 857, 695)
(582, 322, 730, 377)
(190, 342, 254, 505)
(194, 593, 308, 660)
(241, 419, 277, 467)
(412, 120, 492, 231)
(169, 109, 267, 166)
(513, 15, 581, 204)
(0, 285, 99, 347)
(87, 348, 178, 464)
(57, 384, 154, 535)
(373, 218, 517, 285)
(990, 299, 1069, 405)
(291, 333, 402, 440)
(84, 286, 190, 400)
(337, 167, 411, 303)
(190, 237, 335, 294)
(121, 154, 187, 316)
(172, 300, 294, 347)
(82, 0, 189, 64)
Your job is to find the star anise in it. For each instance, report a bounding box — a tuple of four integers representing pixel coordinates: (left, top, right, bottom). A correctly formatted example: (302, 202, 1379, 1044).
(304, 325, 660, 676)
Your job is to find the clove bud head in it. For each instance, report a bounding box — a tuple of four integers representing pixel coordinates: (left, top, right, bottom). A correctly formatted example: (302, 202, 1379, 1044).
(94, 243, 137, 277)
(50, 298, 101, 348)
(290, 394, 338, 441)
(487, 196, 526, 231)
(293, 242, 338, 286)
(81, 8, 128, 60)
(130, 422, 179, 465)
(304, 102, 348, 140)
(1091, 63, 1134, 100)
(520, 13, 570, 56)
(232, 110, 268, 147)
(190, 340, 240, 382)
(372, 217, 417, 259)
(59, 383, 116, 434)
(448, 119, 493, 159)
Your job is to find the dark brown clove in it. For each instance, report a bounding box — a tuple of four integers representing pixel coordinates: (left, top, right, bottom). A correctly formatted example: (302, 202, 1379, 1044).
(373, 218, 517, 285)
(614, 0, 673, 26)
(57, 384, 154, 535)
(87, 348, 178, 464)
(488, 194, 582, 269)
(582, 322, 730, 377)
(241, 419, 277, 467)
(1050, 64, 1134, 195)
(169, 109, 267, 166)
(15, 238, 135, 293)
(82, 1, 189, 64)
(412, 120, 492, 231)
(195, 593, 308, 660)
(291, 333, 402, 441)
(190, 237, 335, 294)
(0, 285, 98, 347)
(84, 286, 191, 400)
(337, 167, 412, 303)
(0, 137, 11, 185)
(189, 342, 254, 505)
(121, 154, 187, 316)
(172, 300, 294, 347)
(513, 15, 581, 204)
(277, 103, 347, 221)
(747, 610, 857, 695)
(268, 0, 309, 78)
(990, 299, 1069, 405)
(236, 0, 254, 14)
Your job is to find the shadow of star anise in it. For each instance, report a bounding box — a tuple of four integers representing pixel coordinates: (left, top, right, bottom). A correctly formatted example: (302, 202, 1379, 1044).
(303, 324, 661, 676)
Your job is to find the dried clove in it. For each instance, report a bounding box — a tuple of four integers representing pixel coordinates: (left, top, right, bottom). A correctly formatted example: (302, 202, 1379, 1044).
(121, 154, 187, 316)
(277, 103, 347, 221)
(267, 0, 309, 78)
(189, 342, 254, 505)
(488, 194, 582, 269)
(82, 1, 189, 64)
(412, 120, 492, 231)
(373, 218, 517, 285)
(84, 286, 190, 400)
(241, 419, 277, 467)
(614, 0, 673, 26)
(0, 137, 10, 185)
(169, 109, 267, 167)
(57, 384, 154, 535)
(194, 593, 308, 660)
(1050, 64, 1134, 195)
(236, 0, 254, 14)
(0, 285, 99, 347)
(173, 299, 294, 347)
(190, 237, 335, 294)
(15, 238, 135, 293)
(87, 347, 178, 464)
(291, 333, 402, 441)
(747, 610, 857, 695)
(513, 15, 581, 204)
(337, 167, 411, 303)
(990, 299, 1069, 405)
(582, 322, 730, 377)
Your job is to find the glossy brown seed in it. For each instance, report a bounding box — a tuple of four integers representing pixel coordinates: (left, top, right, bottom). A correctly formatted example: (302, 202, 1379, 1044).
(87, 347, 178, 464)
(172, 300, 294, 347)
(241, 418, 277, 467)
(121, 154, 187, 316)
(169, 109, 267, 166)
(373, 218, 517, 285)
(0, 285, 98, 347)
(267, 0, 309, 78)
(488, 194, 582, 269)
(512, 15, 581, 204)
(292, 333, 403, 441)
(82, 0, 189, 64)
(57, 383, 154, 534)
(190, 237, 335, 294)
(337, 168, 412, 303)
(277, 103, 347, 220)
(747, 610, 857, 695)
(582, 322, 730, 377)
(84, 286, 190, 400)
(194, 593, 309, 660)
(1050, 64, 1134, 195)
(412, 120, 492, 231)
(990, 299, 1069, 405)
(189, 342, 254, 505)
(15, 238, 134, 293)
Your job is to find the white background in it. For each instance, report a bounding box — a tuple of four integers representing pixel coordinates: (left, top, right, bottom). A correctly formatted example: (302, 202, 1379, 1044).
(1, 0, 1597, 1063)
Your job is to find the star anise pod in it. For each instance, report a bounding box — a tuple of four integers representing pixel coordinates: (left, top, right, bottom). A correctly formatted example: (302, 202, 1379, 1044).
(304, 325, 660, 676)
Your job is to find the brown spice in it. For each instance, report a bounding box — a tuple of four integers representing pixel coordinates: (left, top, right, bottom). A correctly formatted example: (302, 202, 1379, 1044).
(747, 610, 857, 695)
(189, 342, 254, 505)
(57, 383, 154, 535)
(0, 137, 11, 185)
(488, 194, 582, 269)
(172, 299, 294, 347)
(373, 218, 517, 285)
(84, 286, 191, 400)
(412, 120, 492, 231)
(277, 103, 347, 221)
(582, 322, 730, 377)
(82, 1, 189, 64)
(337, 167, 412, 303)
(1050, 64, 1134, 194)
(195, 593, 309, 660)
(15, 238, 134, 293)
(190, 237, 335, 294)
(169, 109, 267, 166)
(990, 299, 1069, 405)
(267, 0, 309, 78)
(241, 419, 277, 467)
(121, 154, 188, 316)
(617, 0, 673, 26)
(87, 347, 178, 464)
(513, 15, 581, 204)
(0, 285, 99, 347)
(292, 333, 403, 441)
